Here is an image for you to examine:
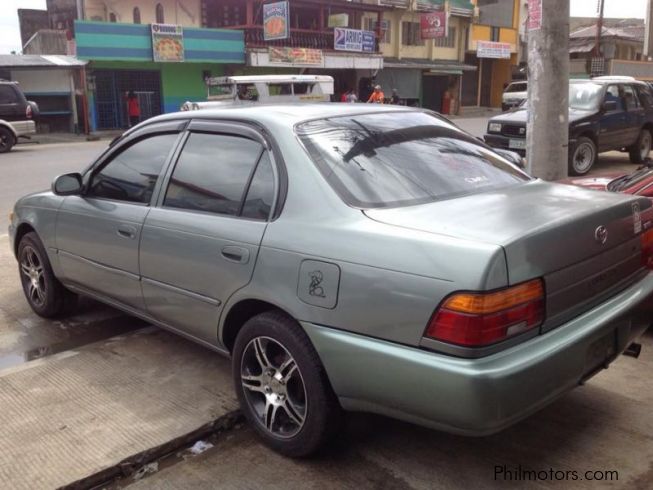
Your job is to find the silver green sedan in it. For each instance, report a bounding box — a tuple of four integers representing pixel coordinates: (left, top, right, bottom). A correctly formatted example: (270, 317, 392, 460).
(8, 104, 653, 457)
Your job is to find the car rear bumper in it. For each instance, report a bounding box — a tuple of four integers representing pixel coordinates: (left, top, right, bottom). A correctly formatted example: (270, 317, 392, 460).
(10, 120, 36, 138)
(302, 272, 653, 435)
(484, 133, 526, 156)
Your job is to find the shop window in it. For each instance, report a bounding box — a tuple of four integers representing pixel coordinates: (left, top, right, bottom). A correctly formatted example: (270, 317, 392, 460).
(156, 3, 165, 23)
(434, 27, 456, 48)
(491, 26, 500, 42)
(109, 13, 117, 23)
(364, 18, 391, 44)
(402, 22, 424, 46)
(133, 7, 141, 24)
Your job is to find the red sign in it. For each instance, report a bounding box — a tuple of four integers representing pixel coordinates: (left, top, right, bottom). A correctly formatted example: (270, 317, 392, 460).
(420, 11, 448, 39)
(527, 0, 542, 30)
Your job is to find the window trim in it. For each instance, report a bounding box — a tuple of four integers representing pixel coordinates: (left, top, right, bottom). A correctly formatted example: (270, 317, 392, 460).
(83, 122, 187, 206)
(156, 121, 280, 222)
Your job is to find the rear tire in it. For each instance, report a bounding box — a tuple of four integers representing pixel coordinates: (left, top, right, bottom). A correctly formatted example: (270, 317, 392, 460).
(232, 311, 342, 458)
(628, 129, 652, 164)
(17, 232, 78, 318)
(569, 137, 597, 176)
(0, 127, 15, 153)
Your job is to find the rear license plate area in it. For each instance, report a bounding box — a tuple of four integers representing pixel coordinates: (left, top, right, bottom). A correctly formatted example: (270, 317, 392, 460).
(581, 329, 618, 383)
(509, 139, 526, 150)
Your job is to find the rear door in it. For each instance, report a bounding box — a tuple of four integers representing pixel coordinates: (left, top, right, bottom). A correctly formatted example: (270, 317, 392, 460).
(599, 84, 628, 150)
(56, 122, 183, 310)
(139, 120, 277, 345)
(623, 84, 646, 145)
(0, 84, 22, 121)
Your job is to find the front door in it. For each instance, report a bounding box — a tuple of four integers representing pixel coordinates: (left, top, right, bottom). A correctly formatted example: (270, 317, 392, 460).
(623, 84, 646, 146)
(56, 129, 181, 310)
(139, 123, 276, 345)
(599, 84, 628, 151)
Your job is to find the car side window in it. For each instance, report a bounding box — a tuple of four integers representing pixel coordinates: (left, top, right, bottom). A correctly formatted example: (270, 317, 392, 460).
(164, 132, 264, 217)
(623, 85, 639, 110)
(0, 85, 18, 104)
(241, 152, 275, 220)
(87, 133, 178, 204)
(605, 85, 624, 111)
(636, 86, 653, 109)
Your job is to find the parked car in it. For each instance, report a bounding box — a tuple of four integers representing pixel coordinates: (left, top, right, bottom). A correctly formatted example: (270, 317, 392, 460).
(485, 78, 653, 175)
(0, 80, 38, 153)
(502, 80, 527, 112)
(561, 161, 653, 199)
(9, 104, 653, 457)
(180, 75, 334, 111)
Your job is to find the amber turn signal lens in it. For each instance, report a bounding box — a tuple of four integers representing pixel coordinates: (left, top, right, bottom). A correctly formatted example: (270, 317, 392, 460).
(442, 279, 545, 315)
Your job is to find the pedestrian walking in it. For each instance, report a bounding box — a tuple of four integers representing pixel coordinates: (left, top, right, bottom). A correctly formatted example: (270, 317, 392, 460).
(346, 90, 358, 103)
(127, 91, 141, 127)
(390, 88, 400, 105)
(367, 85, 385, 104)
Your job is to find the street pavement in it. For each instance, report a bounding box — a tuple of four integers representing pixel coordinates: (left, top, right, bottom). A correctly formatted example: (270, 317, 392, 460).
(0, 132, 652, 488)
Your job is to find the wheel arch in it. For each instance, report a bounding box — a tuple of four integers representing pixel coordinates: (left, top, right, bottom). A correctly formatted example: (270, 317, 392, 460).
(13, 222, 36, 257)
(220, 298, 296, 353)
(0, 120, 18, 140)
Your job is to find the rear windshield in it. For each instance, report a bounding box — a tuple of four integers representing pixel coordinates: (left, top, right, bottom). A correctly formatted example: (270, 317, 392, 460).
(296, 111, 530, 208)
(505, 83, 527, 93)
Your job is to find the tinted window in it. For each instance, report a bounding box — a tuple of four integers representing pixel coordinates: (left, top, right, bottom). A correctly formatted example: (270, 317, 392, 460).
(242, 153, 274, 219)
(164, 133, 263, 216)
(636, 85, 653, 109)
(297, 112, 530, 208)
(505, 83, 526, 93)
(0, 85, 18, 104)
(293, 83, 314, 95)
(604, 85, 624, 111)
(623, 85, 639, 110)
(268, 83, 292, 96)
(88, 133, 178, 203)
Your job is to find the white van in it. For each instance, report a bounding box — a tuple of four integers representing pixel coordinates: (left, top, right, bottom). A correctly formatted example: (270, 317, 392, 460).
(181, 75, 334, 111)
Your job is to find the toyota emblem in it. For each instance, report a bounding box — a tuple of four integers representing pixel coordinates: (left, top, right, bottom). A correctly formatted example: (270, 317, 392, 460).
(595, 225, 608, 245)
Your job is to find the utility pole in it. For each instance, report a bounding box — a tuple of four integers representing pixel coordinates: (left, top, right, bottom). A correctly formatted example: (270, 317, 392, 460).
(594, 0, 604, 57)
(526, 0, 570, 180)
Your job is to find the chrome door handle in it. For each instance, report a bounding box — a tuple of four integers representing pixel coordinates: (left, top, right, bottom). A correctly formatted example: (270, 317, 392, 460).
(117, 225, 136, 239)
(221, 246, 250, 264)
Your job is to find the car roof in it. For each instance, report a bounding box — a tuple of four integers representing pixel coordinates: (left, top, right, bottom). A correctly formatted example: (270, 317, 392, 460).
(207, 75, 334, 84)
(146, 103, 419, 127)
(572, 77, 649, 86)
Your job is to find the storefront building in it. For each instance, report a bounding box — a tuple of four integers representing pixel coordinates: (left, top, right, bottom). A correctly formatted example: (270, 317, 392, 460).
(372, 0, 475, 113)
(74, 20, 245, 130)
(462, 0, 521, 108)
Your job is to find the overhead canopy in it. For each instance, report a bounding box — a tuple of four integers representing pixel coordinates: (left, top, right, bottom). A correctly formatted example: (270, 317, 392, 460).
(0, 54, 86, 68)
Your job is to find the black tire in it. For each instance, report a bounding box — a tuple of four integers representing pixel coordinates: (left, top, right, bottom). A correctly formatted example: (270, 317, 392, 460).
(17, 232, 78, 318)
(628, 129, 652, 164)
(0, 126, 15, 153)
(232, 311, 342, 457)
(568, 136, 597, 176)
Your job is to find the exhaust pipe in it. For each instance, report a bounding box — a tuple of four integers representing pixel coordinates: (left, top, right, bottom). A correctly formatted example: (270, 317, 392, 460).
(623, 342, 642, 358)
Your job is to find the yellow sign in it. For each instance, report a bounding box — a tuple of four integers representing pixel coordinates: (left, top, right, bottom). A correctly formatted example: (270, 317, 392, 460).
(269, 47, 323, 66)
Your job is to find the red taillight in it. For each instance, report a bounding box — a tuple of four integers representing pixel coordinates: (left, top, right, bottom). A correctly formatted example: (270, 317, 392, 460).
(641, 229, 653, 269)
(26, 104, 32, 119)
(425, 279, 545, 347)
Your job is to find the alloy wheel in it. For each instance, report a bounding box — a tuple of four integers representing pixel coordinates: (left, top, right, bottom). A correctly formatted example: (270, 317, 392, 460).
(20, 246, 46, 307)
(240, 336, 307, 438)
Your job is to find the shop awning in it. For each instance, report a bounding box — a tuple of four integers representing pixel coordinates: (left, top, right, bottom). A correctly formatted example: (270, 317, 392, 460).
(382, 58, 477, 73)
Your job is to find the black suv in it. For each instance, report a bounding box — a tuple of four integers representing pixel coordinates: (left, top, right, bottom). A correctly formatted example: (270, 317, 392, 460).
(0, 80, 38, 153)
(484, 77, 653, 175)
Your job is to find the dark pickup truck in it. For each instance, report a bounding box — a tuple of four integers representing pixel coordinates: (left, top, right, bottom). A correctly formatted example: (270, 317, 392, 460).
(484, 77, 653, 175)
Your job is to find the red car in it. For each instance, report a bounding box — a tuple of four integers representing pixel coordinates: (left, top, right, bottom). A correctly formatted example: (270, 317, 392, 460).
(561, 165, 653, 199)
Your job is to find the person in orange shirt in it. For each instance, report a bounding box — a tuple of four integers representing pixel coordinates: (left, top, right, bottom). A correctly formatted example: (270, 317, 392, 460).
(367, 85, 385, 104)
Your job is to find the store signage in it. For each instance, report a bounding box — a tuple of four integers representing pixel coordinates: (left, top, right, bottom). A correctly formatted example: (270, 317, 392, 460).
(476, 41, 511, 59)
(269, 47, 323, 66)
(527, 0, 542, 31)
(263, 1, 289, 41)
(151, 23, 184, 62)
(420, 11, 447, 39)
(333, 28, 375, 52)
(328, 13, 349, 28)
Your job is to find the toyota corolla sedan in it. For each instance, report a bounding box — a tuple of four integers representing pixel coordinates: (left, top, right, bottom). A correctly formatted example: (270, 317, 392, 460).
(8, 105, 653, 457)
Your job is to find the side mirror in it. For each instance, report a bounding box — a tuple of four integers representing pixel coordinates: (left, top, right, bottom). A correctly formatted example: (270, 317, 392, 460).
(603, 100, 618, 112)
(52, 173, 83, 196)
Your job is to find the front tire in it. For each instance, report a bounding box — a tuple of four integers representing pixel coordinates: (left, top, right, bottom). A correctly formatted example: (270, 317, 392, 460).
(17, 232, 78, 318)
(0, 127, 15, 153)
(232, 311, 341, 457)
(629, 129, 652, 164)
(569, 136, 597, 176)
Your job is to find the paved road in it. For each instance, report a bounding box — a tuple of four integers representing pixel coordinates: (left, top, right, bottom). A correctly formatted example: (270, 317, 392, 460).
(0, 140, 109, 231)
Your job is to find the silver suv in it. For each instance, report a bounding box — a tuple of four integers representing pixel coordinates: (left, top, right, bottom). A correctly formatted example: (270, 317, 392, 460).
(0, 80, 38, 153)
